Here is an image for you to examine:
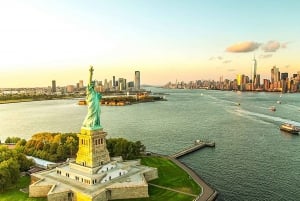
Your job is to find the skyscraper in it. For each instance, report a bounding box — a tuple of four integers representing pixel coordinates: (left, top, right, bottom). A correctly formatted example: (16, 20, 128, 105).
(112, 76, 116, 87)
(271, 66, 280, 84)
(51, 80, 56, 93)
(79, 80, 84, 88)
(135, 71, 140, 90)
(252, 56, 257, 90)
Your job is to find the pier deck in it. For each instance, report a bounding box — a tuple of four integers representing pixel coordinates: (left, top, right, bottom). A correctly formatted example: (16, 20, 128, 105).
(171, 140, 215, 159)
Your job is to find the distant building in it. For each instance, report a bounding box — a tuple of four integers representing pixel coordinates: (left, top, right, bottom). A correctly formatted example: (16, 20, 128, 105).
(255, 74, 260, 89)
(135, 71, 140, 90)
(112, 76, 116, 87)
(79, 80, 84, 88)
(281, 73, 288, 80)
(263, 79, 270, 91)
(51, 80, 56, 93)
(237, 74, 245, 91)
(118, 78, 126, 91)
(66, 85, 75, 93)
(128, 81, 134, 88)
(271, 66, 280, 84)
(252, 56, 257, 89)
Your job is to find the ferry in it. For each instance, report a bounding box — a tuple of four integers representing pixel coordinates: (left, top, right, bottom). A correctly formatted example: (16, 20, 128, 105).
(279, 123, 299, 134)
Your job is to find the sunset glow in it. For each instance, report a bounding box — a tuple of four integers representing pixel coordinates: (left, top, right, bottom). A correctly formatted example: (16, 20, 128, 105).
(1, 0, 299, 87)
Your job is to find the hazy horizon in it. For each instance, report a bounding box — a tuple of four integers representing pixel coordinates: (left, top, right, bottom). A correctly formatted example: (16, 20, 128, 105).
(1, 0, 299, 88)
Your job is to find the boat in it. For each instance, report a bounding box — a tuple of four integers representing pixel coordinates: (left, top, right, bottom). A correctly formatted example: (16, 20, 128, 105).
(279, 123, 299, 134)
(78, 100, 87, 105)
(270, 106, 276, 111)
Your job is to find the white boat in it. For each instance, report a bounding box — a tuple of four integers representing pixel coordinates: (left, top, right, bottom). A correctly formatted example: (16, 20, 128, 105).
(280, 123, 299, 134)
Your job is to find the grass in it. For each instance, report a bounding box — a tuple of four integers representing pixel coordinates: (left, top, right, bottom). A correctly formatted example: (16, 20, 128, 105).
(119, 156, 202, 201)
(0, 176, 46, 201)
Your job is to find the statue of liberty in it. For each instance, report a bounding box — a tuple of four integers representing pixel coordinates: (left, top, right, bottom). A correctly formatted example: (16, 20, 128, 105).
(82, 66, 102, 130)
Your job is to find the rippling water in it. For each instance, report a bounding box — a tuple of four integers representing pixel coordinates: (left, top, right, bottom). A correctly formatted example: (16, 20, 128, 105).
(0, 88, 299, 201)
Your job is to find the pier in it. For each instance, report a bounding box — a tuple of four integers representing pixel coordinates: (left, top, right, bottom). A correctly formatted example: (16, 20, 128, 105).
(169, 140, 217, 201)
(171, 140, 215, 159)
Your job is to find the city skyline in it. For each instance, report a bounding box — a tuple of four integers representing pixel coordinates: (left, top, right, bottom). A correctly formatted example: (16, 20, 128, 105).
(1, 0, 300, 88)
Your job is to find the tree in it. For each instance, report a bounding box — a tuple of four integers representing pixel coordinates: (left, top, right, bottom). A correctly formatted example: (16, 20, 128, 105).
(106, 138, 146, 160)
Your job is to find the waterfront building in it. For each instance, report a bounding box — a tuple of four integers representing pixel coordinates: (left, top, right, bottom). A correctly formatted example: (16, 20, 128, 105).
(135, 71, 140, 90)
(237, 74, 245, 91)
(66, 85, 75, 93)
(281, 72, 288, 81)
(271, 66, 280, 84)
(263, 79, 270, 91)
(104, 79, 109, 91)
(128, 81, 134, 89)
(118, 78, 126, 91)
(51, 80, 56, 93)
(112, 76, 116, 88)
(29, 67, 158, 201)
(79, 80, 84, 88)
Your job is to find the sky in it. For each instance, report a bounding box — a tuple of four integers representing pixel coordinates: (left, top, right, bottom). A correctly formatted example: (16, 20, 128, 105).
(0, 0, 300, 88)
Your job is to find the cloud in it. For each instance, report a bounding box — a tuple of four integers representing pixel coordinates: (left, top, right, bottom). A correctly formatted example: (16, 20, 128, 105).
(227, 69, 236, 72)
(209, 56, 223, 60)
(226, 41, 260, 53)
(259, 54, 272, 59)
(223, 60, 231, 64)
(285, 64, 290, 68)
(261, 40, 281, 52)
(281, 43, 287, 48)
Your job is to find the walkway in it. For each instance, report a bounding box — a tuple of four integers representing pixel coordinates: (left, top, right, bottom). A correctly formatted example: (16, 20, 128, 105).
(148, 183, 197, 197)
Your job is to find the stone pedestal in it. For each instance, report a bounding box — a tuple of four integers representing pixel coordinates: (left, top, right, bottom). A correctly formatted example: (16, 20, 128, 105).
(75, 127, 110, 170)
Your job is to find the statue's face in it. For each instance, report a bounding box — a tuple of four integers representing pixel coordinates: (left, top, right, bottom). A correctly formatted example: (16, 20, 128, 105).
(91, 81, 95, 87)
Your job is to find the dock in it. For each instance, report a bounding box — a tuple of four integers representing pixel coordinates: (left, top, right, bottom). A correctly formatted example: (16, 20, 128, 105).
(169, 140, 217, 201)
(171, 140, 215, 159)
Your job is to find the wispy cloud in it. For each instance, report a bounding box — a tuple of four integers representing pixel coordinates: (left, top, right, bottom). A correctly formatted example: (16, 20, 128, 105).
(259, 54, 272, 59)
(209, 56, 223, 60)
(223, 60, 231, 64)
(227, 69, 236, 72)
(261, 40, 280, 52)
(226, 41, 260, 53)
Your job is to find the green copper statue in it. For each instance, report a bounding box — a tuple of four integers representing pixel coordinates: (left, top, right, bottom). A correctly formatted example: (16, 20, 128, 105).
(82, 66, 102, 130)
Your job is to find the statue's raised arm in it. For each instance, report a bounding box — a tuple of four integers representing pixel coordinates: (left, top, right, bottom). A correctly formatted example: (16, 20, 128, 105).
(89, 65, 94, 84)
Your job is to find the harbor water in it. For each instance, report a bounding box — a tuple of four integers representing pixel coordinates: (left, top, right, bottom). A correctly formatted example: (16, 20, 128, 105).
(0, 88, 299, 201)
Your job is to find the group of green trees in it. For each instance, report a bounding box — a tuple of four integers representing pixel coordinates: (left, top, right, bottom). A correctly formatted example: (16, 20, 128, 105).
(15, 132, 79, 162)
(0, 146, 34, 192)
(11, 133, 146, 162)
(0, 93, 84, 102)
(106, 138, 145, 160)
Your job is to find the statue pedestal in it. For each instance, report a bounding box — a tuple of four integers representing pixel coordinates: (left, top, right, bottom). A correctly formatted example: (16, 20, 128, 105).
(75, 127, 110, 172)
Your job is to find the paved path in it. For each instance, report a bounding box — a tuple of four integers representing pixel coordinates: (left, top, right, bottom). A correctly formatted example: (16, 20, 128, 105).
(148, 183, 197, 197)
(168, 156, 218, 201)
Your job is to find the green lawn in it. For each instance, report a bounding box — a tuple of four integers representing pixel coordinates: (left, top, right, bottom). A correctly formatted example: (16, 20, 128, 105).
(0, 176, 46, 201)
(119, 156, 202, 201)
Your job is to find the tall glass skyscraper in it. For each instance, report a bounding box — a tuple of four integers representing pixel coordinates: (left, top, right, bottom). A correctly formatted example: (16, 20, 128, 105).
(252, 56, 257, 89)
(271, 66, 280, 83)
(135, 71, 140, 90)
(51, 80, 56, 93)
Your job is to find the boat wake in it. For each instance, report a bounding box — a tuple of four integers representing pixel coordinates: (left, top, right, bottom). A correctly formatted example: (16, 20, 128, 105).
(229, 107, 300, 127)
